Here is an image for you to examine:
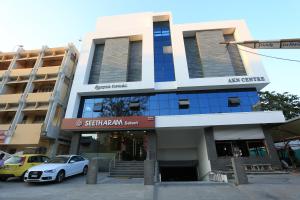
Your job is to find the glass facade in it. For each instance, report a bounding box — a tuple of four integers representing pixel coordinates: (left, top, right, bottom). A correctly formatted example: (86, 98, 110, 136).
(153, 21, 175, 82)
(78, 89, 260, 118)
(79, 132, 147, 161)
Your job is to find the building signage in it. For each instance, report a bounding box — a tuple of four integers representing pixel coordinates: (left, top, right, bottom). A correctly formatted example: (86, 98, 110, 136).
(281, 41, 300, 49)
(94, 83, 128, 90)
(228, 76, 265, 83)
(234, 39, 300, 49)
(61, 116, 155, 131)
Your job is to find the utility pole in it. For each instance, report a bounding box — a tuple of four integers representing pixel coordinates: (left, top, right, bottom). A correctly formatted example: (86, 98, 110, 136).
(221, 39, 300, 49)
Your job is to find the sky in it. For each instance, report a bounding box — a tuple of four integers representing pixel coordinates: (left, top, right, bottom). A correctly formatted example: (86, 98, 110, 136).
(1, 0, 299, 95)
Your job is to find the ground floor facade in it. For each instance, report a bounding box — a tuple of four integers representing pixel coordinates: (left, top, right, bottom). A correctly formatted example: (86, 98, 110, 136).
(60, 89, 285, 181)
(62, 115, 282, 181)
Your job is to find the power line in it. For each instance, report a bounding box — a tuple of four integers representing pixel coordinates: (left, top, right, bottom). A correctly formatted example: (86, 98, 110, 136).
(234, 45, 300, 63)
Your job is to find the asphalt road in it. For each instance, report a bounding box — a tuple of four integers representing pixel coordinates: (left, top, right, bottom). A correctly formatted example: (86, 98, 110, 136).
(1, 173, 300, 200)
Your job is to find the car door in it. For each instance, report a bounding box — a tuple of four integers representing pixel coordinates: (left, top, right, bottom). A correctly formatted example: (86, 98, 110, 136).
(27, 156, 42, 168)
(67, 156, 78, 176)
(75, 156, 86, 174)
(72, 156, 84, 174)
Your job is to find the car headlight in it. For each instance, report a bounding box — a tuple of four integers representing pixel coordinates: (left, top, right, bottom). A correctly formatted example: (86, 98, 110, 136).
(44, 169, 56, 173)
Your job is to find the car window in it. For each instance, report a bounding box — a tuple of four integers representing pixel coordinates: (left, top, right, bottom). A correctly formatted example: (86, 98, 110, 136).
(69, 156, 78, 163)
(4, 156, 25, 164)
(41, 156, 49, 162)
(48, 156, 69, 163)
(77, 156, 85, 161)
(28, 156, 42, 163)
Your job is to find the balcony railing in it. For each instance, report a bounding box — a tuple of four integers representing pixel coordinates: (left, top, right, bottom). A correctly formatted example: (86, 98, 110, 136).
(34, 66, 60, 82)
(36, 66, 60, 75)
(0, 94, 22, 104)
(10, 123, 42, 145)
(10, 68, 33, 77)
(0, 70, 7, 78)
(26, 92, 52, 103)
(7, 68, 32, 83)
(0, 124, 11, 131)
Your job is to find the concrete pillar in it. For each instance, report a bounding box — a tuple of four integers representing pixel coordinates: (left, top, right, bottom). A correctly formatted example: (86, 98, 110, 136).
(47, 139, 59, 157)
(231, 157, 248, 185)
(263, 128, 282, 169)
(69, 133, 80, 154)
(144, 159, 155, 185)
(204, 127, 217, 161)
(86, 158, 98, 184)
(147, 132, 157, 160)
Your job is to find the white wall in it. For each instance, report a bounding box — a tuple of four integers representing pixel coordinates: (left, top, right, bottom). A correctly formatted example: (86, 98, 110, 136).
(65, 12, 157, 118)
(155, 111, 285, 128)
(65, 12, 275, 119)
(172, 20, 269, 91)
(213, 125, 265, 140)
(157, 129, 199, 160)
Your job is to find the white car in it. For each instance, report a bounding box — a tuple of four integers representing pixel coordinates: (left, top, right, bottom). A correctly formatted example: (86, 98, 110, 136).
(24, 155, 89, 183)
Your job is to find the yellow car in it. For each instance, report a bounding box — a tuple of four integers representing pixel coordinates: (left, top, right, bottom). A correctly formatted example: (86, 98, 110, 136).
(0, 154, 49, 181)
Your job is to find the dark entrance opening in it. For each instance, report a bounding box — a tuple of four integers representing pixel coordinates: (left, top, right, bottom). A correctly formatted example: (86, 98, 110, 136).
(159, 161, 198, 182)
(160, 167, 198, 182)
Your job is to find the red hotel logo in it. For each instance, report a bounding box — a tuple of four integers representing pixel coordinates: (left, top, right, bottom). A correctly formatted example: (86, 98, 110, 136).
(75, 119, 83, 127)
(61, 116, 155, 131)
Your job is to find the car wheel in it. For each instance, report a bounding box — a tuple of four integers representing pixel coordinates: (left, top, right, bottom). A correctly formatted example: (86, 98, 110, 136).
(82, 166, 88, 175)
(21, 171, 27, 181)
(0, 177, 8, 181)
(56, 170, 65, 183)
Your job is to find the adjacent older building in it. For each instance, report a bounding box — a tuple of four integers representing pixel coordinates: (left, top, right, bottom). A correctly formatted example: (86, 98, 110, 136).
(61, 12, 285, 181)
(0, 44, 78, 156)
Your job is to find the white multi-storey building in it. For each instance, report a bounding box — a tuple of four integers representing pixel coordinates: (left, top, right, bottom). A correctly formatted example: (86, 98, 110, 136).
(61, 12, 285, 181)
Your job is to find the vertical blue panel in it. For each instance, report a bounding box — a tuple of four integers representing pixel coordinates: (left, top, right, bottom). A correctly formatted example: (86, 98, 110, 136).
(153, 22, 175, 82)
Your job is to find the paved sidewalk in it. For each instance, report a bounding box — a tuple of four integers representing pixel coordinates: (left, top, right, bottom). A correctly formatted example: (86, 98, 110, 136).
(0, 173, 300, 200)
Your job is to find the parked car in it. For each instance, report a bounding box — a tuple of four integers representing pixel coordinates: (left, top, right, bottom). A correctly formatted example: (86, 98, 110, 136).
(0, 154, 49, 181)
(24, 155, 89, 183)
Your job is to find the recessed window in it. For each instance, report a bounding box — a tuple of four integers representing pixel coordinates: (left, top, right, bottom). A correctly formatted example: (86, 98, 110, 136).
(93, 103, 102, 112)
(33, 115, 45, 123)
(216, 141, 233, 157)
(179, 99, 189, 109)
(163, 46, 172, 54)
(129, 101, 140, 111)
(21, 116, 28, 124)
(228, 97, 240, 107)
(216, 140, 266, 157)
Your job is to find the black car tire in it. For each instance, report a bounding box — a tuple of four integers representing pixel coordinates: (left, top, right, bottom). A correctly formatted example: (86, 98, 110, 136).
(55, 170, 65, 183)
(82, 166, 88, 175)
(21, 171, 27, 182)
(0, 177, 8, 181)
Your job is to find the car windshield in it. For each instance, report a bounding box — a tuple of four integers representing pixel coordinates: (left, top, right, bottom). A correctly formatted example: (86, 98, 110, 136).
(47, 157, 69, 164)
(4, 156, 24, 164)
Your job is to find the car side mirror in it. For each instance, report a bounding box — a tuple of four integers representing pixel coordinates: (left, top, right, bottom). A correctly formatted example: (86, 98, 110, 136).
(69, 160, 75, 164)
(44, 160, 48, 163)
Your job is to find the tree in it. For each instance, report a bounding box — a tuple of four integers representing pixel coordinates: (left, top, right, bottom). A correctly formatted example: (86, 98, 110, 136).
(259, 91, 300, 120)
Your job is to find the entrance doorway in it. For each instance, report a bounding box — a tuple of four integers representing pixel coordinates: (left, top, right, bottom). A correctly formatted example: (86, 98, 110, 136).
(121, 133, 146, 161)
(160, 167, 198, 182)
(79, 131, 149, 161)
(158, 161, 198, 182)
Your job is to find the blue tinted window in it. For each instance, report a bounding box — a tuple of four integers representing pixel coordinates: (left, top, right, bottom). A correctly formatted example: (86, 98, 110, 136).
(153, 21, 175, 82)
(78, 89, 259, 118)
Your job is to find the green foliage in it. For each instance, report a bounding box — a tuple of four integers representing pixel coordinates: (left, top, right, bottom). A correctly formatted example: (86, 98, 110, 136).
(259, 91, 300, 120)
